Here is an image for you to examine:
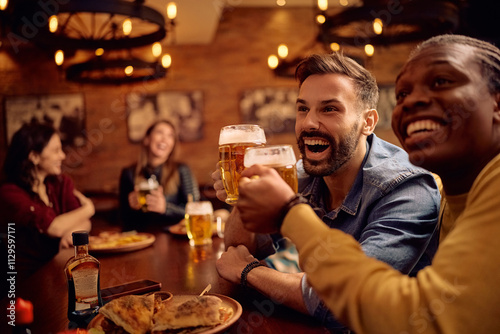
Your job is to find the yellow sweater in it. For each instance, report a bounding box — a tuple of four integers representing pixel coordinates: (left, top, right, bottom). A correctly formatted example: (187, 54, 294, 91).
(282, 153, 500, 333)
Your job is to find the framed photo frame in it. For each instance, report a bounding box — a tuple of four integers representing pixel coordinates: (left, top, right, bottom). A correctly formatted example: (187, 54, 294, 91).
(240, 87, 298, 135)
(126, 90, 204, 143)
(377, 85, 396, 130)
(4, 93, 86, 147)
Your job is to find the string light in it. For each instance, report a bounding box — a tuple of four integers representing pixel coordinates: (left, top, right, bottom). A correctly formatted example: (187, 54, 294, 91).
(54, 50, 64, 66)
(365, 44, 375, 57)
(268, 55, 279, 69)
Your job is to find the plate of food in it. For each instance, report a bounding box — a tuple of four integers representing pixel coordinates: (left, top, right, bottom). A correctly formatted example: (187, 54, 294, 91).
(88, 292, 242, 334)
(89, 231, 155, 254)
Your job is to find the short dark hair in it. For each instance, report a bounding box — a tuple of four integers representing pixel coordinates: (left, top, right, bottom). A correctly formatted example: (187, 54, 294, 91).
(295, 53, 379, 110)
(1, 119, 56, 192)
(411, 34, 500, 94)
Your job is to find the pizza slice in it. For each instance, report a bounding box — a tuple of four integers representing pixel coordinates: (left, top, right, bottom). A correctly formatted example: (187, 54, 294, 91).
(99, 294, 154, 334)
(151, 295, 231, 332)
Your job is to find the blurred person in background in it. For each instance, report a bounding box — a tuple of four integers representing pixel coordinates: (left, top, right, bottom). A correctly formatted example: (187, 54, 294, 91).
(0, 119, 94, 281)
(119, 119, 200, 232)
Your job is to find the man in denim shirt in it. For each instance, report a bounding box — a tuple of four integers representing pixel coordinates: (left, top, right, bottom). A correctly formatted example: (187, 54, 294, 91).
(214, 53, 440, 331)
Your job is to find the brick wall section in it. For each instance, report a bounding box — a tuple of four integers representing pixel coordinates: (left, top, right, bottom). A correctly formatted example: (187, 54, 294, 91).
(0, 7, 416, 194)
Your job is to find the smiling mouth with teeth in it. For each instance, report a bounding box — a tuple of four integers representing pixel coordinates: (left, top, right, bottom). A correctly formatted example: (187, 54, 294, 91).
(406, 120, 443, 137)
(304, 138, 329, 153)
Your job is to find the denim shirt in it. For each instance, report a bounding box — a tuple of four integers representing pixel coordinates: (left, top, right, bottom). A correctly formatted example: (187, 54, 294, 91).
(259, 134, 440, 329)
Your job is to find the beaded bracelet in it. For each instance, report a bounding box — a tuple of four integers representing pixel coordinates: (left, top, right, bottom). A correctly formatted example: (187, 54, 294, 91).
(240, 260, 263, 287)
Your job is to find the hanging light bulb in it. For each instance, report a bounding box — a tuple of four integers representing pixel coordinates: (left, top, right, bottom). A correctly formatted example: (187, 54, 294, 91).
(167, 2, 177, 20)
(317, 0, 328, 11)
(95, 48, 104, 56)
(161, 54, 172, 68)
(152, 42, 162, 57)
(122, 18, 132, 36)
(276, 0, 286, 6)
(268, 55, 279, 69)
(365, 44, 375, 57)
(124, 66, 134, 76)
(277, 44, 288, 59)
(49, 15, 58, 33)
(0, 0, 8, 11)
(330, 43, 340, 52)
(54, 50, 64, 66)
(373, 18, 383, 35)
(316, 14, 326, 24)
(340, 0, 349, 6)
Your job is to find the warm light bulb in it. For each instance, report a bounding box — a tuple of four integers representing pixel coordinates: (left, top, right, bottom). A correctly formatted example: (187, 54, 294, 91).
(330, 43, 340, 52)
(276, 0, 286, 6)
(373, 18, 383, 35)
(54, 50, 64, 66)
(124, 66, 134, 76)
(152, 42, 162, 57)
(167, 2, 177, 20)
(49, 15, 58, 33)
(0, 0, 8, 11)
(317, 0, 328, 11)
(161, 54, 172, 68)
(316, 14, 326, 24)
(95, 48, 104, 56)
(365, 44, 375, 57)
(123, 18, 132, 36)
(268, 55, 279, 69)
(277, 44, 288, 59)
(340, 0, 349, 6)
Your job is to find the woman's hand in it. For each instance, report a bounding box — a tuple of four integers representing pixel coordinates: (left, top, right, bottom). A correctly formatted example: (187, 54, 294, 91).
(73, 190, 95, 217)
(237, 164, 295, 233)
(128, 189, 142, 210)
(216, 245, 260, 284)
(146, 186, 167, 214)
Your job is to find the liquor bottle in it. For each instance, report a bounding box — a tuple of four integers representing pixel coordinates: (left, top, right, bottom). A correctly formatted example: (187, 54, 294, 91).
(64, 231, 103, 328)
(13, 298, 33, 334)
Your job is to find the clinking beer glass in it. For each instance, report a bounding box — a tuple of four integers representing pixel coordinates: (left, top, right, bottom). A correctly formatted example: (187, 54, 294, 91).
(185, 201, 214, 246)
(218, 124, 266, 204)
(244, 144, 298, 193)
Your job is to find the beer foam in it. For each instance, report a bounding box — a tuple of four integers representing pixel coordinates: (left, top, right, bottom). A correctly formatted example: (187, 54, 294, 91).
(244, 145, 296, 167)
(219, 125, 266, 145)
(186, 201, 213, 215)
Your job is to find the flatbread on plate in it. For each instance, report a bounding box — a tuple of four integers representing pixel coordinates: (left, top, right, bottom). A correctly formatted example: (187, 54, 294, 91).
(152, 295, 229, 332)
(99, 294, 154, 334)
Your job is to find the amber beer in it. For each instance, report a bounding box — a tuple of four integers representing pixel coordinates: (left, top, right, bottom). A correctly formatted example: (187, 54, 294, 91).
(218, 125, 266, 204)
(244, 145, 298, 193)
(185, 201, 213, 246)
(137, 176, 159, 212)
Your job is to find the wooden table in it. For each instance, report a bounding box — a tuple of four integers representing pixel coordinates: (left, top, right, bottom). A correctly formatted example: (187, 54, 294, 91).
(1, 224, 330, 334)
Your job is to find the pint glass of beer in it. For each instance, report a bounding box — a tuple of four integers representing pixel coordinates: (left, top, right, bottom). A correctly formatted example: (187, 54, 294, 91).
(136, 176, 160, 212)
(244, 144, 298, 193)
(185, 201, 214, 246)
(218, 124, 266, 204)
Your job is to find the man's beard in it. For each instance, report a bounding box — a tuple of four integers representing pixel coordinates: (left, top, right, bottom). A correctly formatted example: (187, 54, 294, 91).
(298, 122, 360, 177)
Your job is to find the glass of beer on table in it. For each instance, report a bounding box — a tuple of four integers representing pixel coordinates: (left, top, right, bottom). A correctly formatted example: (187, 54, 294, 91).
(185, 201, 214, 246)
(136, 175, 160, 212)
(244, 144, 298, 193)
(218, 124, 266, 204)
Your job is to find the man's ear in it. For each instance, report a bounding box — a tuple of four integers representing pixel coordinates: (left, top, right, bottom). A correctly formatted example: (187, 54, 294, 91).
(361, 109, 379, 135)
(493, 93, 500, 123)
(28, 151, 40, 166)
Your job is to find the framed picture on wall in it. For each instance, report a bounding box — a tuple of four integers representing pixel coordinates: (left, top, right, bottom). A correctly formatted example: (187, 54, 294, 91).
(240, 87, 298, 135)
(126, 90, 204, 143)
(4, 93, 86, 147)
(377, 85, 396, 130)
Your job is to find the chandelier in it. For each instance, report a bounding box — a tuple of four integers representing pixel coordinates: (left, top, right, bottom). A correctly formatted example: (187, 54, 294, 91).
(3, 0, 177, 84)
(268, 0, 460, 77)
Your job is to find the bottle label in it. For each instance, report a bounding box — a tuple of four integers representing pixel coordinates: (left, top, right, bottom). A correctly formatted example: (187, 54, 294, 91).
(72, 267, 99, 311)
